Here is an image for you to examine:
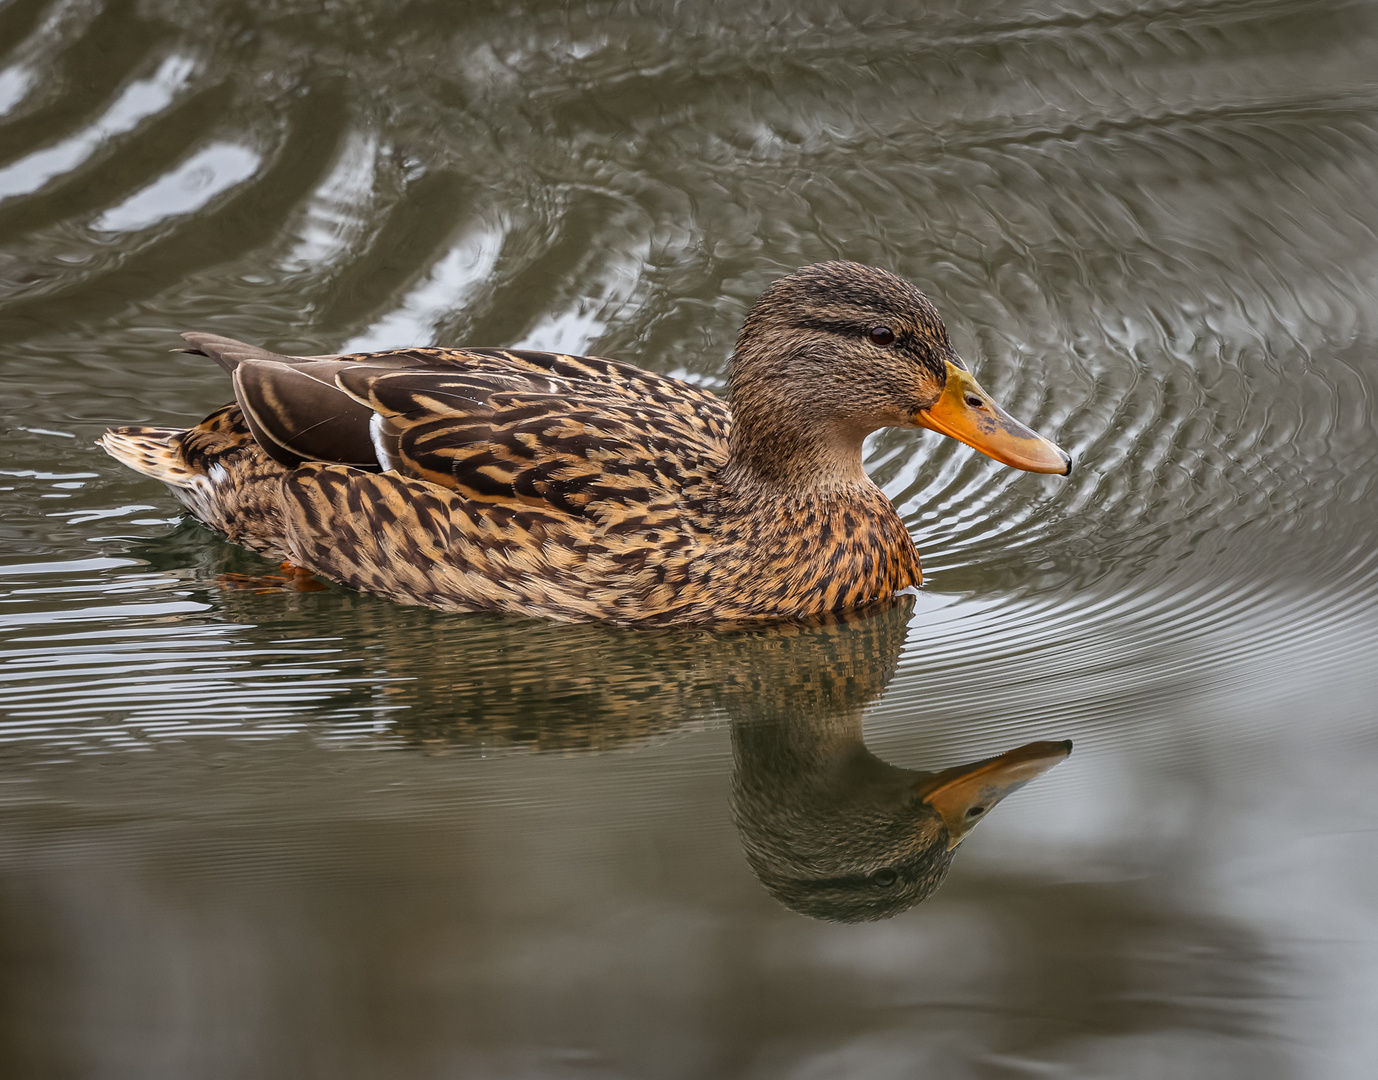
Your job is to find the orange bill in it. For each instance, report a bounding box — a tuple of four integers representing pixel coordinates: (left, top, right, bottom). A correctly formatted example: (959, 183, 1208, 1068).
(916, 361, 1072, 475)
(916, 739, 1073, 850)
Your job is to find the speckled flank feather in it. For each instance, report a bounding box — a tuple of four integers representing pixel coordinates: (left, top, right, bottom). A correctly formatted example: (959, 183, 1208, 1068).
(99, 263, 972, 626)
(273, 456, 919, 625)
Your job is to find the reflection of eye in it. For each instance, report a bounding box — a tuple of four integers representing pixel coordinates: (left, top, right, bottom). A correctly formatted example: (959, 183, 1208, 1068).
(872, 868, 898, 887)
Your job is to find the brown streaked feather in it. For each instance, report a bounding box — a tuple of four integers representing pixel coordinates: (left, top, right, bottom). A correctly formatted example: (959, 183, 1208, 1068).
(101, 337, 922, 624)
(98, 426, 195, 487)
(377, 389, 723, 514)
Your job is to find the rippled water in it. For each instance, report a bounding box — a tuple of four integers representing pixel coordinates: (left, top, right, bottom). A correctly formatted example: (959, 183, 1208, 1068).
(2, 0, 1378, 1074)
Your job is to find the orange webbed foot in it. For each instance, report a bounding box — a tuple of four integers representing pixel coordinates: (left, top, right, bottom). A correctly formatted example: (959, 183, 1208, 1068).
(216, 562, 328, 594)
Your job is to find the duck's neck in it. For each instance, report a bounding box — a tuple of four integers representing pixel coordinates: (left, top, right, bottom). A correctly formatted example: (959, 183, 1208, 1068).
(733, 705, 915, 796)
(722, 418, 872, 496)
(721, 345, 875, 497)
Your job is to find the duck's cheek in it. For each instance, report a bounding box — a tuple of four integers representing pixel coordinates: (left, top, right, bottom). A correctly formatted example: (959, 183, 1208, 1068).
(869, 403, 928, 430)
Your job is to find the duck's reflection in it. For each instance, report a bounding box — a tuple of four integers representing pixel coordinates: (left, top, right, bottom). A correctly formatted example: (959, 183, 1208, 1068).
(733, 721, 1068, 922)
(185, 540, 1071, 921)
(718, 599, 1069, 921)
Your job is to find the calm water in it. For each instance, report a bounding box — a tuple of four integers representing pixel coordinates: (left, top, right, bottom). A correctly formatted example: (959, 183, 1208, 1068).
(2, 0, 1378, 1074)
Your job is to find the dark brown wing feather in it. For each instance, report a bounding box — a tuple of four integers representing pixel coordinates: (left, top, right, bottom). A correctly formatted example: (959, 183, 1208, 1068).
(379, 390, 727, 516)
(231, 361, 380, 469)
(211, 340, 731, 522)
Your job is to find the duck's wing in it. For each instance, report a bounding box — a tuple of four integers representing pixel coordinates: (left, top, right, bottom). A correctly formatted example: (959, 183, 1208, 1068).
(344, 371, 727, 516)
(185, 335, 730, 516)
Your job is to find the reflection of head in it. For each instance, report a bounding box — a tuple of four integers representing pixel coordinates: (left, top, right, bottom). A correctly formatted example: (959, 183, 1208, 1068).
(732, 720, 1072, 923)
(726, 602, 1071, 923)
(735, 777, 958, 922)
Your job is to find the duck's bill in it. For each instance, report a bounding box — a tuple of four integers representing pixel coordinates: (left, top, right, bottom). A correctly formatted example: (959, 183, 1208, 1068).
(917, 739, 1073, 850)
(915, 361, 1072, 475)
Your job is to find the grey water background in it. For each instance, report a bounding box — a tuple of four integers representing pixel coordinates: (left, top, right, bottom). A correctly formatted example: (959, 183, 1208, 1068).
(2, 0, 1377, 1075)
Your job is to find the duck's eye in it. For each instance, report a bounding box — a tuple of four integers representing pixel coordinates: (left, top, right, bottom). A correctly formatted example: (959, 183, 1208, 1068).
(871, 867, 899, 888)
(869, 326, 895, 346)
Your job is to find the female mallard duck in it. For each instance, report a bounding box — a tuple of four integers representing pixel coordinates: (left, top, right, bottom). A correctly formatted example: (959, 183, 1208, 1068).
(100, 261, 1070, 626)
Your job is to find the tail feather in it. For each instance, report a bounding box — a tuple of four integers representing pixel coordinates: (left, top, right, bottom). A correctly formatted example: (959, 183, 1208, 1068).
(98, 427, 197, 488)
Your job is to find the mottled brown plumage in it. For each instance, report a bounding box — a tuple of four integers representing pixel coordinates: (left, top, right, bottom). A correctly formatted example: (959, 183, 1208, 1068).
(100, 262, 1070, 626)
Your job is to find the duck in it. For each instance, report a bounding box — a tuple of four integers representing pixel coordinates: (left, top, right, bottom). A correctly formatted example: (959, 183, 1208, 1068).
(100, 261, 1071, 626)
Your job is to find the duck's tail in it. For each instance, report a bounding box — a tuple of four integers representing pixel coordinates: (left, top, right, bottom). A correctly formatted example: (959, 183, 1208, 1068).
(99, 333, 290, 485)
(98, 426, 198, 489)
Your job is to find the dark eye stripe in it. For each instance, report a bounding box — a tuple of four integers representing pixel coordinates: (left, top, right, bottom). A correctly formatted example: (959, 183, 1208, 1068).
(790, 316, 948, 379)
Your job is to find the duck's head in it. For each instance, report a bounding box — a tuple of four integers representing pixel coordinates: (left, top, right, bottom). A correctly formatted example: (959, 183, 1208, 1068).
(727, 261, 1071, 489)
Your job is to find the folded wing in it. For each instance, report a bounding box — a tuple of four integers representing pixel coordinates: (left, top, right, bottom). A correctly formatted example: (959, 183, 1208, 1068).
(182, 334, 731, 519)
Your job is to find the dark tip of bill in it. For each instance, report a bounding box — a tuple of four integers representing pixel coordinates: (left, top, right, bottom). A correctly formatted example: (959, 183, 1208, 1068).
(1062, 451, 1074, 477)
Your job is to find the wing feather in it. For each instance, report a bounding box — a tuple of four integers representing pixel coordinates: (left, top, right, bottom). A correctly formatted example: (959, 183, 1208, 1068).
(197, 337, 730, 521)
